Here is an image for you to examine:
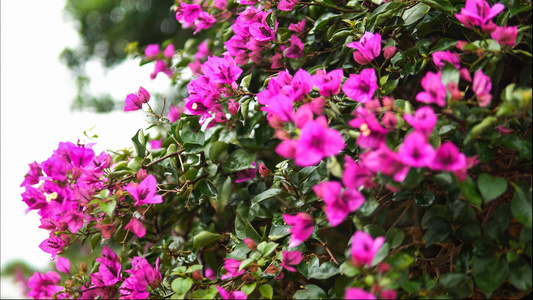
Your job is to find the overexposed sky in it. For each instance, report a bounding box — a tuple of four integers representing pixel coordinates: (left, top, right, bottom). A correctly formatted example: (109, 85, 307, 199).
(1, 0, 172, 278)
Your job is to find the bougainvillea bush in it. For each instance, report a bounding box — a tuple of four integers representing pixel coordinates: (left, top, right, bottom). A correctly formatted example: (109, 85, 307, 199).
(20, 0, 532, 298)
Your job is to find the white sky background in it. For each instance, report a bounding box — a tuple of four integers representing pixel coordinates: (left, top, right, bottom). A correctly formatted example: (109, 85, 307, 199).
(1, 1, 173, 295)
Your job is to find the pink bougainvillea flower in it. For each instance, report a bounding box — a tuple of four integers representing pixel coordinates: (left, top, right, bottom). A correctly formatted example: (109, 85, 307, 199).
(349, 106, 389, 149)
(313, 68, 343, 97)
(167, 105, 183, 123)
(221, 258, 246, 280)
(194, 12, 216, 34)
(382, 111, 397, 129)
(280, 250, 302, 272)
(403, 106, 437, 138)
(93, 246, 123, 286)
(380, 289, 397, 299)
(278, 0, 298, 11)
(351, 231, 385, 267)
(150, 60, 173, 79)
(217, 287, 247, 299)
(61, 211, 84, 233)
(398, 132, 435, 168)
(27, 271, 61, 299)
(276, 139, 298, 159)
(205, 268, 217, 280)
(342, 68, 378, 103)
(202, 55, 243, 85)
(416, 71, 446, 106)
(55, 257, 70, 274)
(228, 99, 240, 115)
(126, 256, 162, 289)
(343, 156, 375, 189)
(285, 35, 304, 59)
(283, 212, 314, 247)
(150, 139, 162, 150)
(163, 44, 175, 58)
(125, 217, 146, 238)
(177, 2, 202, 24)
(125, 174, 163, 206)
(360, 145, 410, 183)
(432, 50, 461, 69)
(453, 155, 479, 182)
(39, 235, 68, 259)
(345, 287, 377, 299)
(491, 25, 518, 46)
(313, 181, 365, 226)
(455, 0, 504, 32)
(429, 141, 467, 172)
(235, 162, 257, 183)
(472, 69, 492, 107)
(124, 86, 151, 111)
(243, 238, 257, 250)
(249, 22, 276, 42)
(346, 32, 382, 65)
(292, 104, 313, 129)
(261, 94, 295, 123)
(119, 276, 149, 299)
(20, 161, 42, 187)
(288, 19, 305, 33)
(295, 117, 345, 166)
(270, 51, 284, 69)
(144, 44, 160, 58)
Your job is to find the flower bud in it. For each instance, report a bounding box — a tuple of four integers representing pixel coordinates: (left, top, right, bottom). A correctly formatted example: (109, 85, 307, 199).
(447, 82, 462, 101)
(498, 125, 514, 136)
(383, 46, 397, 60)
(265, 265, 279, 274)
(136, 169, 148, 182)
(192, 270, 204, 281)
(80, 262, 87, 274)
(248, 263, 259, 273)
(228, 99, 240, 115)
(377, 262, 390, 274)
(258, 163, 271, 177)
(455, 40, 468, 51)
(242, 273, 254, 283)
(243, 238, 257, 250)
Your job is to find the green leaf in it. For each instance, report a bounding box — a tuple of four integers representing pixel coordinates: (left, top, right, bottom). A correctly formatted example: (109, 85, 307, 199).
(440, 272, 466, 287)
(193, 231, 222, 250)
(310, 13, 340, 34)
(458, 176, 483, 210)
(240, 73, 252, 91)
(251, 188, 282, 206)
(386, 228, 405, 249)
(477, 174, 508, 203)
(339, 261, 360, 277)
(371, 242, 390, 266)
(208, 141, 228, 163)
(198, 179, 217, 197)
(419, 0, 454, 12)
(131, 129, 146, 158)
(222, 149, 253, 172)
(99, 200, 116, 217)
(216, 176, 232, 213)
(293, 284, 327, 299)
(259, 284, 273, 299)
(464, 116, 498, 144)
(402, 3, 430, 26)
(239, 258, 256, 271)
(415, 191, 435, 207)
(181, 125, 205, 146)
(508, 257, 533, 291)
(441, 62, 459, 88)
(402, 280, 420, 294)
(423, 217, 451, 246)
(257, 241, 278, 257)
(511, 185, 532, 228)
(171, 277, 194, 295)
(473, 256, 508, 297)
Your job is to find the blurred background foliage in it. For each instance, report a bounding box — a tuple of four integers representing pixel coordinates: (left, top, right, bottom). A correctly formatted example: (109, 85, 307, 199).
(60, 0, 191, 112)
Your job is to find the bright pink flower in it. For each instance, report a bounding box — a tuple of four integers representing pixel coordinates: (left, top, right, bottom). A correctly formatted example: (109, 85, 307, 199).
(228, 99, 240, 115)
(20, 161, 42, 187)
(403, 106, 437, 138)
(285, 35, 304, 59)
(460, 68, 472, 82)
(292, 104, 314, 129)
(144, 44, 160, 58)
(163, 44, 175, 58)
(382, 111, 397, 129)
(150, 60, 173, 79)
(194, 12, 216, 34)
(217, 287, 247, 299)
(351, 231, 385, 267)
(270, 51, 284, 69)
(202, 55, 243, 84)
(249, 22, 275, 42)
(313, 68, 344, 97)
(453, 155, 479, 182)
(261, 94, 295, 122)
(39, 235, 68, 259)
(280, 251, 302, 272)
(498, 125, 514, 136)
(398, 132, 435, 168)
(288, 19, 305, 33)
(455, 0, 504, 32)
(472, 69, 492, 107)
(150, 139, 162, 150)
(27, 271, 61, 299)
(310, 97, 326, 115)
(432, 50, 461, 69)
(221, 258, 246, 280)
(383, 46, 397, 60)
(295, 118, 345, 166)
(343, 156, 375, 189)
(345, 287, 377, 299)
(125, 217, 146, 237)
(119, 276, 149, 299)
(55, 257, 70, 274)
(125, 174, 163, 206)
(205, 268, 217, 280)
(276, 139, 298, 159)
(349, 107, 388, 149)
(235, 162, 257, 183)
(346, 32, 382, 65)
(416, 71, 446, 106)
(429, 141, 466, 172)
(177, 2, 202, 24)
(61, 211, 84, 233)
(313, 181, 365, 226)
(283, 212, 314, 247)
(124, 86, 151, 111)
(93, 246, 123, 286)
(360, 145, 410, 182)
(342, 68, 378, 103)
(126, 256, 161, 289)
(167, 105, 183, 123)
(278, 0, 298, 11)
(491, 25, 517, 46)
